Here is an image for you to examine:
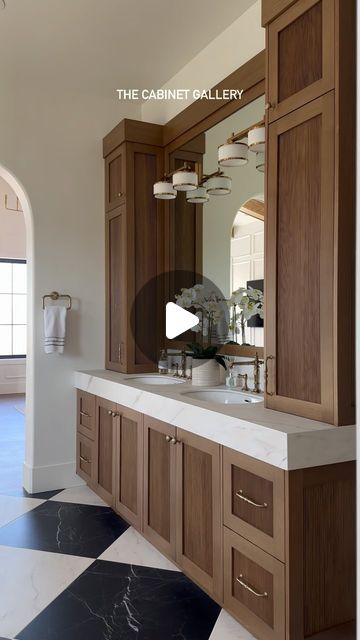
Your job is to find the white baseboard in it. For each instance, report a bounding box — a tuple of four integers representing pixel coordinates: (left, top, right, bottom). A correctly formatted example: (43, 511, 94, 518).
(23, 461, 85, 494)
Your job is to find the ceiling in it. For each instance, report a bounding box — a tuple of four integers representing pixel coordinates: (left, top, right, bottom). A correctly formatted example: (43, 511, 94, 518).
(0, 0, 258, 91)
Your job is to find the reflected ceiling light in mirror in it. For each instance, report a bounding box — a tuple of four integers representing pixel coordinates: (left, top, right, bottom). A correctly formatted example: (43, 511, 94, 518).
(218, 140, 248, 167)
(248, 123, 265, 153)
(206, 173, 232, 195)
(172, 166, 198, 191)
(255, 152, 265, 173)
(153, 180, 177, 200)
(186, 186, 209, 204)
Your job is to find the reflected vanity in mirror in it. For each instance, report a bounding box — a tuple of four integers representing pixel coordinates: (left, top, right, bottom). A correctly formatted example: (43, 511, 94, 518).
(166, 96, 265, 357)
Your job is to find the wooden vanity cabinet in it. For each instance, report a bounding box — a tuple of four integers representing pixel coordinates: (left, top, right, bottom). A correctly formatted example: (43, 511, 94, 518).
(114, 406, 143, 529)
(103, 122, 164, 373)
(93, 396, 117, 505)
(264, 0, 355, 425)
(143, 416, 177, 559)
(105, 144, 126, 212)
(265, 0, 334, 122)
(265, 93, 335, 423)
(175, 429, 222, 600)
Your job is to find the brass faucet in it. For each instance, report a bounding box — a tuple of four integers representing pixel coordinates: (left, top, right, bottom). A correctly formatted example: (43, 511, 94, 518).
(252, 352, 264, 393)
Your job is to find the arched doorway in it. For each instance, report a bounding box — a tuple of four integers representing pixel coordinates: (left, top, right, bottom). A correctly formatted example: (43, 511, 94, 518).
(0, 165, 34, 493)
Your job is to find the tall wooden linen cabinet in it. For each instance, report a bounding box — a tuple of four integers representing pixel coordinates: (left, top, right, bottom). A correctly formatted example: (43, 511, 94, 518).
(104, 120, 164, 373)
(263, 0, 355, 425)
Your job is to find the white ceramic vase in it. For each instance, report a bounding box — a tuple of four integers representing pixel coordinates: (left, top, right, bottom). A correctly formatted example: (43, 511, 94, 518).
(191, 358, 220, 387)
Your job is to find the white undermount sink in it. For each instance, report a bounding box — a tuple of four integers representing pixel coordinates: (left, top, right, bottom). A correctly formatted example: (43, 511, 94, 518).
(181, 389, 263, 405)
(125, 375, 186, 385)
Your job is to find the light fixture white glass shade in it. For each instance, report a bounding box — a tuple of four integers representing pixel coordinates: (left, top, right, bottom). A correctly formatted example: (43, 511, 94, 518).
(206, 175, 232, 195)
(186, 186, 209, 204)
(248, 124, 265, 152)
(172, 169, 198, 191)
(256, 152, 265, 173)
(218, 141, 248, 167)
(153, 181, 176, 199)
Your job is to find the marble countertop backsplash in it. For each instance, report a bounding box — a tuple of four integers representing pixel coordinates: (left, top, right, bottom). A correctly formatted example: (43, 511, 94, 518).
(74, 370, 355, 471)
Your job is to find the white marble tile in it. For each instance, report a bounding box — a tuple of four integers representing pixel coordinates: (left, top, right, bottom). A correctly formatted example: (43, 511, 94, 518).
(210, 610, 255, 640)
(49, 485, 107, 506)
(0, 495, 44, 529)
(99, 526, 180, 571)
(0, 545, 92, 637)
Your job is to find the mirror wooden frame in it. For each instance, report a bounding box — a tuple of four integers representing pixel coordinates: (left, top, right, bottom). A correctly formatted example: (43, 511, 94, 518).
(163, 50, 265, 358)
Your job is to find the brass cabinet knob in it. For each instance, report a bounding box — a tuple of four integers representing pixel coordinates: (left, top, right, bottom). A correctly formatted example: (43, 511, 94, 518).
(108, 410, 112, 415)
(165, 435, 171, 442)
(111, 411, 119, 418)
(265, 101, 274, 110)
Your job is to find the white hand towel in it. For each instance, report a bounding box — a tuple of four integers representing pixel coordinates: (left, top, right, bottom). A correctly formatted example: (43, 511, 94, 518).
(44, 306, 67, 354)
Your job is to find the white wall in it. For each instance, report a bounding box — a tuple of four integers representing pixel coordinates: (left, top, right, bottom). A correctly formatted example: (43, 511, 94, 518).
(141, 0, 264, 124)
(0, 83, 140, 491)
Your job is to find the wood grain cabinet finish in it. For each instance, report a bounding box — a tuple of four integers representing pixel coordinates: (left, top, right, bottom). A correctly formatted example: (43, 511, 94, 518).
(77, 390, 96, 441)
(266, 0, 334, 122)
(175, 429, 222, 600)
(93, 397, 117, 505)
(143, 416, 177, 559)
(114, 406, 143, 530)
(106, 204, 127, 372)
(223, 448, 285, 561)
(76, 433, 95, 485)
(105, 144, 126, 212)
(104, 138, 164, 373)
(224, 527, 285, 640)
(266, 93, 336, 423)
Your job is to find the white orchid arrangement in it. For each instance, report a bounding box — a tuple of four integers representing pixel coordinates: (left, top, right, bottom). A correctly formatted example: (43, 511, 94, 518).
(228, 286, 264, 344)
(175, 284, 227, 368)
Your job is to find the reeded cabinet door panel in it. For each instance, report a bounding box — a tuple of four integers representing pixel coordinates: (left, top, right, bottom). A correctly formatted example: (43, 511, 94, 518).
(265, 93, 335, 422)
(267, 0, 334, 121)
(175, 429, 222, 600)
(94, 397, 116, 505)
(105, 205, 127, 372)
(105, 144, 126, 212)
(143, 416, 176, 559)
(115, 406, 143, 529)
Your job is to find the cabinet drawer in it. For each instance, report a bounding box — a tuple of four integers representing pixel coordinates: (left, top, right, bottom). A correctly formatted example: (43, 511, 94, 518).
(223, 449, 285, 560)
(267, 0, 334, 122)
(77, 390, 96, 440)
(224, 527, 285, 640)
(76, 433, 95, 484)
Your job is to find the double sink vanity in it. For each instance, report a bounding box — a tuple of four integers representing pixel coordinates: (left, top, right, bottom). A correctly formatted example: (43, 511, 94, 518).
(75, 1, 356, 638)
(74, 370, 355, 640)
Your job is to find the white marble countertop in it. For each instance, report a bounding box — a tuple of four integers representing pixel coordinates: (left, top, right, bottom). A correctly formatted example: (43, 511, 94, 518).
(74, 369, 356, 471)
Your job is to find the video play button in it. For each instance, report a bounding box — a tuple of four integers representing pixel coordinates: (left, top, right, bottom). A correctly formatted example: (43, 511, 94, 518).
(166, 302, 199, 339)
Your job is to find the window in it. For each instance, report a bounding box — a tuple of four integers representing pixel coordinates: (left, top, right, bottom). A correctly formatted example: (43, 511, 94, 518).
(0, 259, 27, 358)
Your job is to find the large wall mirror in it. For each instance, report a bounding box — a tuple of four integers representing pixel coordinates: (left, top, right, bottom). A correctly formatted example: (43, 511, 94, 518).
(168, 96, 265, 354)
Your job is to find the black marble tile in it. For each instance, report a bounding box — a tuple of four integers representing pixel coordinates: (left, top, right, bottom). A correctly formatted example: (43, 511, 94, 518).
(22, 488, 64, 500)
(17, 560, 221, 640)
(0, 501, 129, 557)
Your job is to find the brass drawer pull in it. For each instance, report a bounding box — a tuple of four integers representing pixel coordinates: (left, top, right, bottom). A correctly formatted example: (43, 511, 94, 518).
(236, 489, 268, 508)
(80, 455, 91, 464)
(236, 574, 268, 598)
(265, 355, 275, 396)
(80, 410, 91, 418)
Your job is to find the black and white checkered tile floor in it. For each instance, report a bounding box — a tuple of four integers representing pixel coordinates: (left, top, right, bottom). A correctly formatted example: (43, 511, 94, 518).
(0, 485, 255, 639)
